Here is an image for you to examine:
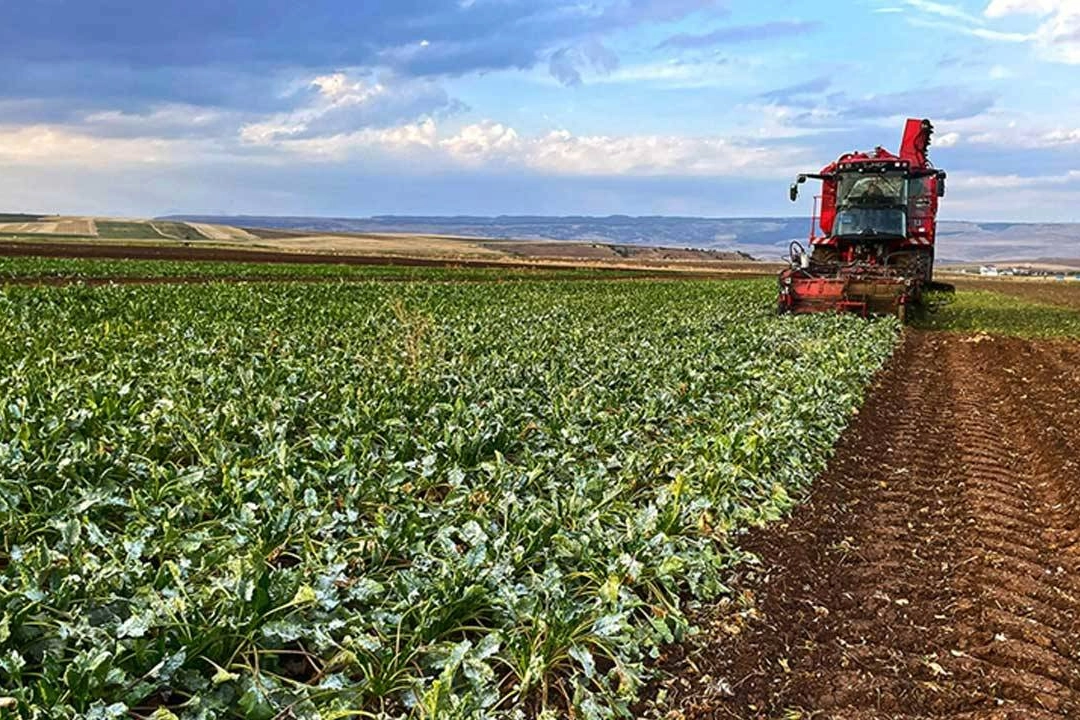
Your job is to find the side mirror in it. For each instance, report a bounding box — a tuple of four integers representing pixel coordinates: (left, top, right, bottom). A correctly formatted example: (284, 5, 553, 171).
(789, 174, 807, 202)
(937, 171, 947, 198)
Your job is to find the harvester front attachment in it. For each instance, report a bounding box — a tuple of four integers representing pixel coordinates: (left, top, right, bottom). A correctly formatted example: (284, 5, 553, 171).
(778, 243, 918, 321)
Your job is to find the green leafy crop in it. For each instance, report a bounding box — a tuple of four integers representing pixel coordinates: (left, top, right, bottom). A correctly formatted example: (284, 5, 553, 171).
(0, 257, 650, 283)
(916, 288, 1080, 337)
(0, 278, 898, 719)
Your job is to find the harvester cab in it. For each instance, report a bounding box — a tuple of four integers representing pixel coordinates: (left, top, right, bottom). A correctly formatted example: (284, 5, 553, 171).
(780, 118, 947, 321)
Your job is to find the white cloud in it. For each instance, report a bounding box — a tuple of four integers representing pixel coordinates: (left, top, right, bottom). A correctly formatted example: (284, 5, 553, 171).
(0, 125, 197, 166)
(547, 53, 776, 90)
(941, 169, 1080, 222)
(240, 74, 388, 144)
(1035, 5, 1080, 63)
(232, 70, 810, 176)
(936, 131, 961, 147)
(244, 116, 808, 178)
(239, 72, 459, 145)
(985, 0, 1059, 17)
(731, 103, 845, 139)
(83, 105, 229, 135)
(965, 25, 1033, 40)
(495, 125, 807, 177)
(310, 73, 387, 106)
(934, 111, 1080, 155)
(261, 118, 440, 159)
(962, 122, 1080, 148)
(440, 121, 520, 164)
(984, 0, 1080, 63)
(906, 16, 1032, 40)
(240, 118, 306, 144)
(906, 0, 986, 25)
(1042, 127, 1080, 145)
(949, 169, 1080, 188)
(901, 0, 1055, 43)
(600, 60, 723, 86)
(523, 130, 753, 175)
(520, 126, 807, 177)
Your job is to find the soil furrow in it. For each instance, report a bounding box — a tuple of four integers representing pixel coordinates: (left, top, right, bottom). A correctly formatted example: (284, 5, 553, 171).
(651, 331, 1080, 719)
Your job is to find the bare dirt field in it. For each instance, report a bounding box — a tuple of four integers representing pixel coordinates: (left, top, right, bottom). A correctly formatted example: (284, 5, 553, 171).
(183, 222, 261, 242)
(654, 331, 1080, 719)
(0, 219, 94, 235)
(261, 233, 507, 258)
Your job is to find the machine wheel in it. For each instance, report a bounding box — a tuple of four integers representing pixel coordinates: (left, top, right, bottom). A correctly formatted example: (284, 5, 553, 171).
(811, 245, 842, 266)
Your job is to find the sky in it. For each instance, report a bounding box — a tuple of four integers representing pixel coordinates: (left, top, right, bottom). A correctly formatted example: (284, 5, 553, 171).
(2, 0, 1079, 222)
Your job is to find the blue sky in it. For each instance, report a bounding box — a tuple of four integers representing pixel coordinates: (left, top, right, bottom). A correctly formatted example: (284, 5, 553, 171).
(2, 0, 1079, 221)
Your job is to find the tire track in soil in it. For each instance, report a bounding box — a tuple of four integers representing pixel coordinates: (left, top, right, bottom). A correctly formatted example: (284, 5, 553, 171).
(652, 332, 1080, 719)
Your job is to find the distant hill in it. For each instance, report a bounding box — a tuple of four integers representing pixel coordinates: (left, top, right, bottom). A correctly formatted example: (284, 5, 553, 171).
(0, 214, 754, 266)
(164, 215, 1080, 262)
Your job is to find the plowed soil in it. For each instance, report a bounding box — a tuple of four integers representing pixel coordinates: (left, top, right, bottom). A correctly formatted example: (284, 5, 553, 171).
(0, 220, 94, 235)
(656, 331, 1080, 719)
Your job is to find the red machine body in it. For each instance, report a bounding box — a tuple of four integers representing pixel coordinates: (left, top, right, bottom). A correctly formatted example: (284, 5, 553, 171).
(779, 118, 947, 320)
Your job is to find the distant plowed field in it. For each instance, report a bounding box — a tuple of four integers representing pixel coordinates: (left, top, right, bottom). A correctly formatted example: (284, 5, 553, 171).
(0, 219, 94, 235)
(184, 222, 261, 242)
(149, 221, 212, 241)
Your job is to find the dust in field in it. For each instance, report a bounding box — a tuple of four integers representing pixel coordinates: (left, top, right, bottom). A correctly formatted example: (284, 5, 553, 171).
(652, 331, 1080, 719)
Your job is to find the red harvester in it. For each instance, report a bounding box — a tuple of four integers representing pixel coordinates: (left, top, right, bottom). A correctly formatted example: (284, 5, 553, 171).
(779, 118, 947, 322)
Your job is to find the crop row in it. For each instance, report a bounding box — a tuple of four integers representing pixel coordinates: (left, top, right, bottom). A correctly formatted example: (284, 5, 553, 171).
(0, 279, 898, 719)
(0, 257, 651, 283)
(916, 288, 1080, 337)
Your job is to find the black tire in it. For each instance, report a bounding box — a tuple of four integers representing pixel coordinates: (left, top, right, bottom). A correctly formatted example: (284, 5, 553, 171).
(811, 245, 842, 266)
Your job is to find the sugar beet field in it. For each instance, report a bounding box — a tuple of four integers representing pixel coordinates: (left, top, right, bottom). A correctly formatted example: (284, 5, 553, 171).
(4, 271, 1080, 719)
(0, 276, 897, 719)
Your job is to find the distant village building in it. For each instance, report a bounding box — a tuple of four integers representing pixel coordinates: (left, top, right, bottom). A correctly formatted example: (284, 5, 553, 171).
(979, 265, 999, 277)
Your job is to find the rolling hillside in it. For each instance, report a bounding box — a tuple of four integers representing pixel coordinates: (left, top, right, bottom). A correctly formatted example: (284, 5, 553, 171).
(167, 214, 1080, 262)
(4, 213, 1076, 263)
